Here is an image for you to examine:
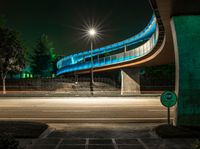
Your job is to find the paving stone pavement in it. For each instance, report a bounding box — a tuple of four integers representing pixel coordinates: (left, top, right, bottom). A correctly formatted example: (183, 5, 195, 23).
(30, 138, 197, 149)
(29, 123, 197, 149)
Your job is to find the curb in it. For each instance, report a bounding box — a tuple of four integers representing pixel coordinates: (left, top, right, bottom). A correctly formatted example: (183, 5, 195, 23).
(0, 94, 161, 98)
(0, 118, 173, 123)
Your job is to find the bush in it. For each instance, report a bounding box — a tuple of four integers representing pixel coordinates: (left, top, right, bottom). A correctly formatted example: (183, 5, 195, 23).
(195, 140, 200, 149)
(0, 133, 20, 149)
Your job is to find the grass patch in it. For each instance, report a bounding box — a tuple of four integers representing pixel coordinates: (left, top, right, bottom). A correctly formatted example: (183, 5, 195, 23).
(155, 124, 200, 138)
(0, 121, 48, 138)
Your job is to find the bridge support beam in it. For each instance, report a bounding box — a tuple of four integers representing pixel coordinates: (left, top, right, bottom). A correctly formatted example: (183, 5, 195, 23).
(121, 68, 140, 95)
(171, 16, 200, 126)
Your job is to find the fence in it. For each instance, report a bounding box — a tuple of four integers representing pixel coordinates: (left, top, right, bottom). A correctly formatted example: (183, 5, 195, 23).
(0, 77, 119, 91)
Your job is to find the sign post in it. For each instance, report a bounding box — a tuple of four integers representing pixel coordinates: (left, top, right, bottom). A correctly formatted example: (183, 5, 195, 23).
(160, 91, 177, 125)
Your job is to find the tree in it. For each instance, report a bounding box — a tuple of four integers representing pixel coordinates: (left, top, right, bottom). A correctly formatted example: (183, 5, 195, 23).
(0, 21, 26, 94)
(0, 15, 6, 27)
(30, 34, 56, 78)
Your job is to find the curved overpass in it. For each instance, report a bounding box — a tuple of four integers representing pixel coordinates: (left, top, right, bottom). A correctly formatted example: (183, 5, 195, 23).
(56, 10, 171, 76)
(57, 15, 156, 70)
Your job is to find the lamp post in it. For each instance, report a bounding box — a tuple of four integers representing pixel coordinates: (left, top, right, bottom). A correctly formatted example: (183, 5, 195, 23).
(88, 28, 96, 95)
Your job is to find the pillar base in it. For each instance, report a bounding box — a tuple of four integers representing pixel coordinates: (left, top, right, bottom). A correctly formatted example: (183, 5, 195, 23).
(121, 68, 141, 95)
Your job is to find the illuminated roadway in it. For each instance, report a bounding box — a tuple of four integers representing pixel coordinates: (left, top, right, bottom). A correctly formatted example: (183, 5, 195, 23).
(0, 97, 173, 123)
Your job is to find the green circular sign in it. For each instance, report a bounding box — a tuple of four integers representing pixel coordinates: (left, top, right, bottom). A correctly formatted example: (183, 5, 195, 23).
(160, 91, 177, 108)
(139, 69, 145, 75)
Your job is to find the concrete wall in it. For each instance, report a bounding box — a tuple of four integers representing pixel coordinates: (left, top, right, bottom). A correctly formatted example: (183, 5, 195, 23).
(121, 68, 140, 95)
(171, 16, 200, 126)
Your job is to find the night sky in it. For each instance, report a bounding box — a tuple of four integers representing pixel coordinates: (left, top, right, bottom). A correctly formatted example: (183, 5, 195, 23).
(0, 0, 152, 55)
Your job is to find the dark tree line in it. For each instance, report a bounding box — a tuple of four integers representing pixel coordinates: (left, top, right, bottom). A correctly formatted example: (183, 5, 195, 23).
(0, 16, 58, 94)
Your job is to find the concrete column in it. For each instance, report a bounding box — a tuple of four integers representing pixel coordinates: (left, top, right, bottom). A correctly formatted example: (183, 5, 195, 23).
(121, 68, 140, 95)
(171, 16, 200, 126)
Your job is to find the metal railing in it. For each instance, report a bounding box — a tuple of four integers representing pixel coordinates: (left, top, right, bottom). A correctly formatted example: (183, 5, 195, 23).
(57, 25, 159, 75)
(57, 14, 157, 70)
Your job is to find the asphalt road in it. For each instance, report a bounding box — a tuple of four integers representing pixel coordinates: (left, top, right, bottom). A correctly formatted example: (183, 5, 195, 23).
(0, 97, 174, 123)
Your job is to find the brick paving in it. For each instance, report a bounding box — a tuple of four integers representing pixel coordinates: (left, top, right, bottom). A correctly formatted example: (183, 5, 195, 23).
(30, 138, 196, 149)
(29, 124, 197, 149)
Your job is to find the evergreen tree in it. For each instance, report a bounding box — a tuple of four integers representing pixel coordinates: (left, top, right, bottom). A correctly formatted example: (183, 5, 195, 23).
(30, 34, 56, 78)
(0, 15, 6, 27)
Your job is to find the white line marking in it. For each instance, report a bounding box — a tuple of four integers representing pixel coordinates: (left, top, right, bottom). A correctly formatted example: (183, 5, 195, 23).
(138, 138, 149, 149)
(112, 138, 118, 149)
(86, 138, 89, 149)
(148, 110, 174, 112)
(41, 110, 92, 113)
(55, 138, 63, 149)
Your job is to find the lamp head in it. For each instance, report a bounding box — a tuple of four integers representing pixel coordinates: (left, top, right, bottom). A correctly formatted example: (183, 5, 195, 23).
(88, 28, 96, 36)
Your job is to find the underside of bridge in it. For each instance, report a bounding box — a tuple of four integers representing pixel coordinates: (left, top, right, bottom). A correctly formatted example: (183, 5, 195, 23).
(56, 0, 200, 126)
(152, 0, 200, 126)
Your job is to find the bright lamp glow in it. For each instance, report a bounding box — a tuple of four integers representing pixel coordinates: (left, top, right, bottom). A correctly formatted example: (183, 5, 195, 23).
(75, 20, 103, 43)
(88, 28, 96, 36)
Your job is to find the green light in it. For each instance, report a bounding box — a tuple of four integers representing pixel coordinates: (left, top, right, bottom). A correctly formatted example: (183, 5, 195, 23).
(22, 73, 26, 78)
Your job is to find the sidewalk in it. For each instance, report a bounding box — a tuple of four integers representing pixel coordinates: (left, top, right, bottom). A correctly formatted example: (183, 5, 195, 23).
(0, 91, 161, 97)
(28, 123, 197, 149)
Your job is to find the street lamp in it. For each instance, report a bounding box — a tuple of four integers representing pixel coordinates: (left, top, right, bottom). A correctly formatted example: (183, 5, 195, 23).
(89, 29, 96, 37)
(88, 28, 97, 95)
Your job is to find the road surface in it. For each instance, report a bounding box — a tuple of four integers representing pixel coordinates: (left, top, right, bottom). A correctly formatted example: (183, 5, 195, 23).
(0, 97, 174, 123)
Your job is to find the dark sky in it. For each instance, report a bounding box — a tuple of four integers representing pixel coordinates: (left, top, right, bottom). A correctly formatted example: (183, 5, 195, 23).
(0, 0, 153, 55)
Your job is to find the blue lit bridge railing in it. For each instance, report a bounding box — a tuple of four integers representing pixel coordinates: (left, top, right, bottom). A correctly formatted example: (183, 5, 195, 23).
(57, 14, 157, 70)
(57, 25, 159, 76)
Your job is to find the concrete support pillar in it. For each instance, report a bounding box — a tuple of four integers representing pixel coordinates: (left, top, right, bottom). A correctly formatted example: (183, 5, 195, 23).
(121, 68, 140, 95)
(171, 16, 200, 126)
